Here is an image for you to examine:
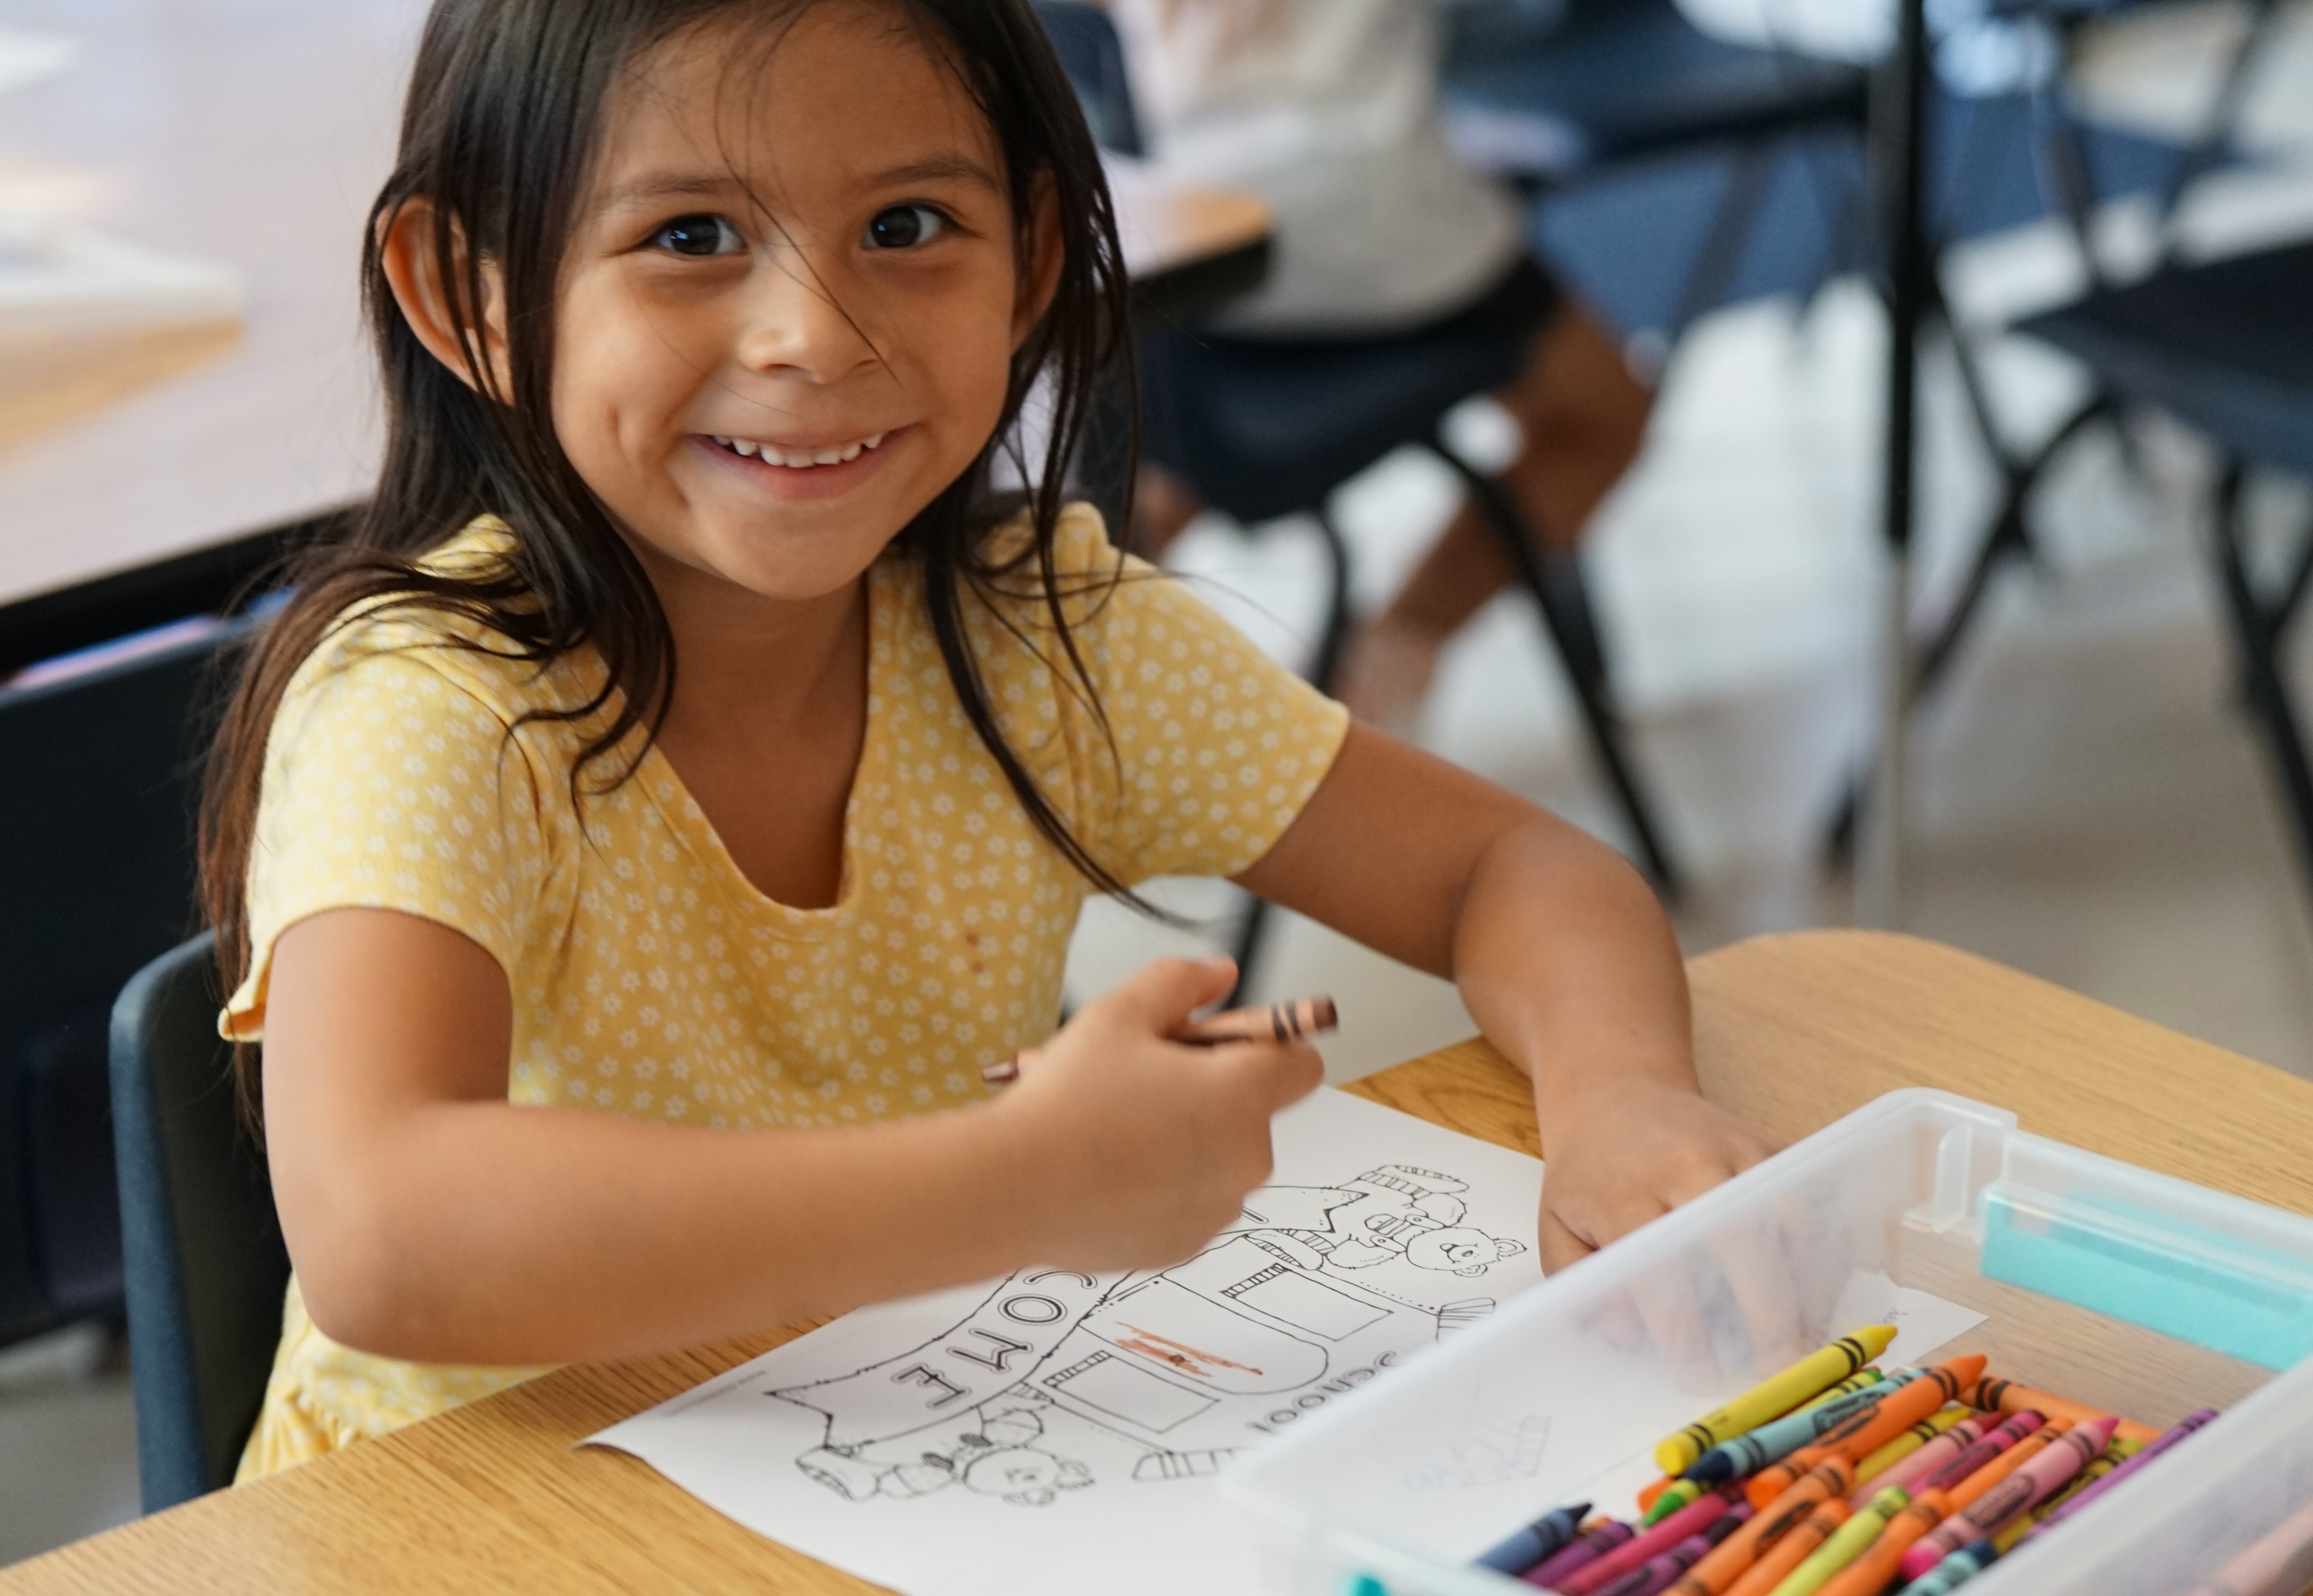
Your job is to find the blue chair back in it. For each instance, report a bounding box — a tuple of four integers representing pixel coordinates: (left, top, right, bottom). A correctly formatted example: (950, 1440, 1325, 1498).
(1031, 1, 1144, 155)
(0, 615, 261, 1346)
(110, 931, 288, 1510)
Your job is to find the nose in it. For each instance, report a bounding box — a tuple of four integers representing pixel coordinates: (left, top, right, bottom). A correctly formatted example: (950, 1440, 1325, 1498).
(730, 245, 883, 385)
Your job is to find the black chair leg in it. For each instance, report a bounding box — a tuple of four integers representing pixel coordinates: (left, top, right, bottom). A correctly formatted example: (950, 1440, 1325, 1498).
(1227, 508, 1357, 1005)
(2210, 464, 2313, 892)
(1824, 390, 2114, 861)
(1429, 442, 1684, 901)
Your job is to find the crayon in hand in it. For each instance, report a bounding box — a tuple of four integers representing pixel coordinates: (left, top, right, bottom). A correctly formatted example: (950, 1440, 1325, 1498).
(1665, 1461, 1856, 1596)
(1815, 1489, 1953, 1596)
(1475, 1501, 1591, 1575)
(1746, 1355, 1986, 1509)
(1899, 1418, 2114, 1579)
(1722, 1501, 1850, 1596)
(1684, 1372, 1904, 1485)
(1771, 1487, 1911, 1596)
(1962, 1376, 2158, 1446)
(979, 995, 1338, 1083)
(1654, 1327, 1898, 1475)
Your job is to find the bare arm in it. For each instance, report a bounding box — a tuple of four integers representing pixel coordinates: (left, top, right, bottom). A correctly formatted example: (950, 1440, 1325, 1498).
(262, 910, 1317, 1365)
(1236, 725, 1774, 1270)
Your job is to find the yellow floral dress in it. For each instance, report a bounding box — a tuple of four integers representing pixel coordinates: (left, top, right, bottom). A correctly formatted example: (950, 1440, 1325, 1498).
(223, 503, 1349, 1478)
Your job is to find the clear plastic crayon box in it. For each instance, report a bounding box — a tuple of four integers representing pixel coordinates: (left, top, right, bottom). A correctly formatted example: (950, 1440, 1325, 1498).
(1223, 1089, 2313, 1596)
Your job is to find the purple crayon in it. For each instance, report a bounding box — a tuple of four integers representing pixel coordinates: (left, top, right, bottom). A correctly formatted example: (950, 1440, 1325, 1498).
(1592, 1535, 1715, 1596)
(2027, 1407, 2218, 1536)
(1527, 1521, 1637, 1590)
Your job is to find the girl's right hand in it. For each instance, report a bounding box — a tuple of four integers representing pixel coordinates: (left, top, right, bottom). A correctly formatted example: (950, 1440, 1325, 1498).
(996, 955, 1324, 1272)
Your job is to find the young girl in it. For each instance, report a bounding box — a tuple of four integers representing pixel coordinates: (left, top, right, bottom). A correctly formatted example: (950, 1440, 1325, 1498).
(202, 0, 1771, 1480)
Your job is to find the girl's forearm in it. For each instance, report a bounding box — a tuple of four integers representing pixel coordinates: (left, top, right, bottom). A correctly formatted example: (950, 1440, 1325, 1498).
(297, 1096, 1049, 1365)
(1450, 817, 1697, 1131)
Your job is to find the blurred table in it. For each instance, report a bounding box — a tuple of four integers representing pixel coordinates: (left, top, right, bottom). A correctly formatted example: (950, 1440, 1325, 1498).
(6, 930, 2310, 1594)
(0, 1, 1269, 670)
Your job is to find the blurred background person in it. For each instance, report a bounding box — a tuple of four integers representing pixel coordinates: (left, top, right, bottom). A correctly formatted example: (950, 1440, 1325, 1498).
(1105, 0, 1653, 734)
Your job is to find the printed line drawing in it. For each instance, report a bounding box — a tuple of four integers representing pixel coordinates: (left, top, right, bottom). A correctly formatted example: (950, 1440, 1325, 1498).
(769, 1165, 1530, 1505)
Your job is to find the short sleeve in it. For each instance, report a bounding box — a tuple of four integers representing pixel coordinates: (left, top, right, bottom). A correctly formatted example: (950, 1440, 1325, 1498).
(221, 626, 553, 1041)
(1039, 504, 1351, 885)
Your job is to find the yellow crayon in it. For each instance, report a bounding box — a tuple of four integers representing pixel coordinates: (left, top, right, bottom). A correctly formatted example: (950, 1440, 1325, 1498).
(1772, 1487, 1912, 1596)
(1655, 1327, 1899, 1475)
(1853, 1407, 1969, 1492)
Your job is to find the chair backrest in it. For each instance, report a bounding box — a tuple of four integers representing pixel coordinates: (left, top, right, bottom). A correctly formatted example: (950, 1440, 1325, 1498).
(1030, 1, 1144, 156)
(110, 931, 289, 1510)
(0, 615, 262, 1346)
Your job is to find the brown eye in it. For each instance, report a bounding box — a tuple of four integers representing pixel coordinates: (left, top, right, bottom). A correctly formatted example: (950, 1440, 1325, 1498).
(864, 204, 947, 250)
(653, 215, 741, 256)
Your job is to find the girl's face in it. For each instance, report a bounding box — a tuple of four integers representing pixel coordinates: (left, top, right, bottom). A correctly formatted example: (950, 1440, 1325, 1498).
(552, 1, 1056, 606)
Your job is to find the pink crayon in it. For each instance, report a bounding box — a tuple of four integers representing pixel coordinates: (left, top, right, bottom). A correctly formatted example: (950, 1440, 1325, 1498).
(2028, 1407, 2218, 1536)
(1528, 1522, 1637, 1589)
(1858, 1415, 1987, 1504)
(1900, 1417, 2117, 1579)
(1559, 1494, 1739, 1596)
(1918, 1410, 2044, 1492)
(1591, 1535, 1716, 1596)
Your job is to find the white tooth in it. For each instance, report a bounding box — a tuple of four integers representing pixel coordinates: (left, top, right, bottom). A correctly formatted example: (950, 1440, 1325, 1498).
(711, 435, 732, 448)
(813, 447, 842, 465)
(839, 441, 862, 462)
(733, 438, 760, 458)
(770, 447, 801, 468)
(862, 432, 886, 451)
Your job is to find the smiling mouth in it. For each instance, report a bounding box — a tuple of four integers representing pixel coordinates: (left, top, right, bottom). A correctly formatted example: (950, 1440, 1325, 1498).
(707, 431, 890, 468)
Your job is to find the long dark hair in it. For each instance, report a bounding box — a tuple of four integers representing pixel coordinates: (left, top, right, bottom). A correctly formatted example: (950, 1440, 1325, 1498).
(199, 0, 1142, 1116)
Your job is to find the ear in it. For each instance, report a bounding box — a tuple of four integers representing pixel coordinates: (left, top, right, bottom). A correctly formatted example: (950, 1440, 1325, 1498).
(1495, 1238, 1526, 1259)
(379, 195, 514, 401)
(1009, 171, 1066, 351)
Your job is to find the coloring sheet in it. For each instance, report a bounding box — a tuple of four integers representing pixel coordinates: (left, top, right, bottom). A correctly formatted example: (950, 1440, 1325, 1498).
(587, 1087, 1545, 1596)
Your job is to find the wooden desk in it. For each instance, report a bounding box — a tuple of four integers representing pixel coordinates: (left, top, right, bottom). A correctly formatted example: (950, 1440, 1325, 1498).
(15, 929, 2309, 1593)
(0, 0, 1270, 662)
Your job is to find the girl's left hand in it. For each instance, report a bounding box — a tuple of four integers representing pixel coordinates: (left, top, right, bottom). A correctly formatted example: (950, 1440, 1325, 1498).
(1533, 1081, 1777, 1274)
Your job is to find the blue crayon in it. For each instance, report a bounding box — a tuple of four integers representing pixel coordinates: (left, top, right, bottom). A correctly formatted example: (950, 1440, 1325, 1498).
(1683, 1372, 1921, 1484)
(1476, 1502, 1593, 1575)
(1894, 1538, 2001, 1596)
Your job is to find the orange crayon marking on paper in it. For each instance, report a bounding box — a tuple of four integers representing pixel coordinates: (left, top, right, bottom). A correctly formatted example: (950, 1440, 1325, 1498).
(1111, 1326, 1263, 1379)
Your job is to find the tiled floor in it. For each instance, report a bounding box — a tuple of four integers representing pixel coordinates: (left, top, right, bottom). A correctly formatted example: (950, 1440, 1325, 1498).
(8, 0, 2313, 1571)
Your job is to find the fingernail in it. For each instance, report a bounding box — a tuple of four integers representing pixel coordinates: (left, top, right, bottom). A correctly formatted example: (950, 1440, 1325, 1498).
(981, 1054, 1021, 1086)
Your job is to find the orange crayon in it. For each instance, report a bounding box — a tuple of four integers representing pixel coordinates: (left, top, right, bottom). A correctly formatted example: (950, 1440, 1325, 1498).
(1963, 1377, 2158, 1447)
(1722, 1502, 1849, 1596)
(1815, 1490, 1952, 1596)
(1747, 1356, 1986, 1508)
(1946, 1423, 2062, 1514)
(1667, 1462, 1857, 1596)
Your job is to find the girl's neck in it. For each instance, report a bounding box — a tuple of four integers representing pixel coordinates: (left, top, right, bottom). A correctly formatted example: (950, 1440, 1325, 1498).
(633, 542, 873, 911)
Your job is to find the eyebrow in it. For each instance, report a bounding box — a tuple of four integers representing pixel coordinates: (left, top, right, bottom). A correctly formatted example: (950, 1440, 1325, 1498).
(600, 156, 1004, 214)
